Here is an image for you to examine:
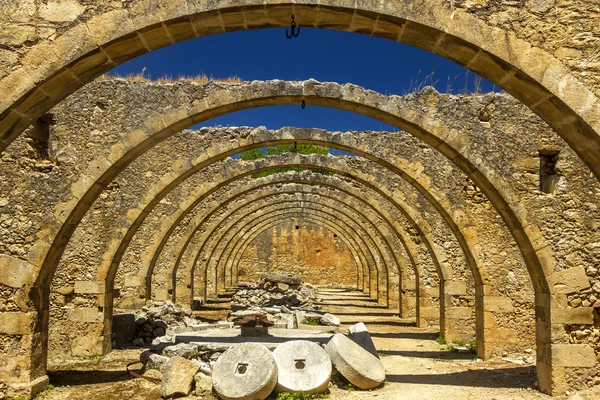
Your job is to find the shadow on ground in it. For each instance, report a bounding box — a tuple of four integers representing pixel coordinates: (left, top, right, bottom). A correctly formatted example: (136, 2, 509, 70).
(387, 366, 536, 388)
(48, 370, 135, 386)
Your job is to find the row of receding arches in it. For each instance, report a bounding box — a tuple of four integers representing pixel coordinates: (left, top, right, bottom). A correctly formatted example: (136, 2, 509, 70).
(2, 77, 598, 399)
(1, 2, 600, 397)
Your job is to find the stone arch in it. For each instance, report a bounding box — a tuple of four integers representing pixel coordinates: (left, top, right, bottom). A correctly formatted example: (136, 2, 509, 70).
(163, 176, 425, 320)
(207, 205, 382, 301)
(195, 194, 397, 307)
(2, 0, 599, 186)
(2, 79, 592, 395)
(128, 156, 453, 327)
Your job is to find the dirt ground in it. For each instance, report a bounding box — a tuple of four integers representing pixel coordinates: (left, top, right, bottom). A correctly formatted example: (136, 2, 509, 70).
(40, 291, 599, 400)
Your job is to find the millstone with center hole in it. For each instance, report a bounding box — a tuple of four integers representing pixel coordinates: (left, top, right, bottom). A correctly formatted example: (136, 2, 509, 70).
(272, 340, 332, 394)
(212, 343, 278, 400)
(325, 333, 386, 389)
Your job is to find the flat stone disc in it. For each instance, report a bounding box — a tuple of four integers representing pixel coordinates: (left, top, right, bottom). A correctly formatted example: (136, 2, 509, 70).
(273, 340, 332, 394)
(212, 343, 277, 400)
(325, 333, 385, 389)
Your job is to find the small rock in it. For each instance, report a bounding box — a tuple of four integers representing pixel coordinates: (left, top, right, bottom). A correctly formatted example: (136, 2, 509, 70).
(320, 313, 340, 327)
(132, 338, 145, 347)
(194, 372, 213, 395)
(163, 343, 199, 359)
(147, 354, 169, 372)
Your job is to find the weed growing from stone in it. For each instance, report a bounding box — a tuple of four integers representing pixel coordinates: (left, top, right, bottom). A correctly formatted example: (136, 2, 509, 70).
(301, 318, 319, 326)
(275, 390, 330, 399)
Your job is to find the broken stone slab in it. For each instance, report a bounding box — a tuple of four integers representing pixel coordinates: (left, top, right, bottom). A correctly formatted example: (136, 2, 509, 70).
(147, 354, 169, 372)
(320, 313, 340, 327)
(348, 322, 378, 358)
(163, 343, 199, 359)
(152, 335, 174, 346)
(298, 324, 338, 334)
(273, 340, 331, 394)
(212, 343, 278, 400)
(260, 273, 302, 286)
(216, 321, 234, 329)
(325, 333, 385, 390)
(191, 360, 212, 376)
(161, 356, 200, 399)
(188, 322, 211, 331)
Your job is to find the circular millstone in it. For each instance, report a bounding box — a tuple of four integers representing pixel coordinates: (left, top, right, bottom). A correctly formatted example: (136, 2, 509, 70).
(325, 333, 386, 389)
(272, 340, 332, 394)
(212, 343, 278, 400)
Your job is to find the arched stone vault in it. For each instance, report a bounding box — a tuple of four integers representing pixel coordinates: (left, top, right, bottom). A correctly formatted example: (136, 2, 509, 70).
(232, 217, 362, 288)
(1, 78, 598, 395)
(162, 174, 426, 319)
(210, 205, 384, 301)
(196, 194, 396, 306)
(220, 210, 380, 298)
(228, 214, 365, 288)
(1, 0, 599, 184)
(122, 153, 459, 329)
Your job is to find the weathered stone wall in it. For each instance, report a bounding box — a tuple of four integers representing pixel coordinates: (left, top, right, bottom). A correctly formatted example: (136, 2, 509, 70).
(236, 219, 358, 287)
(1, 76, 599, 396)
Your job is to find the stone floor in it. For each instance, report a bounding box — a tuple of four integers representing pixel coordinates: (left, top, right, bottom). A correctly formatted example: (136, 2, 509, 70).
(42, 288, 600, 399)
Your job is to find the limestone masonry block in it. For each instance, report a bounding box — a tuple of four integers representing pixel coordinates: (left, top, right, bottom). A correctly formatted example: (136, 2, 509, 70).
(551, 344, 596, 368)
(548, 267, 590, 294)
(74, 280, 105, 294)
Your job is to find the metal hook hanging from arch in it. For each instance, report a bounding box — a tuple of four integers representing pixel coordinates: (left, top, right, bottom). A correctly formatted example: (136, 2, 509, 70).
(286, 15, 300, 39)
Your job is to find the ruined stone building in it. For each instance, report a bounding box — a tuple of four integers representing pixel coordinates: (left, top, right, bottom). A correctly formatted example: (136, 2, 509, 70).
(0, 1, 599, 398)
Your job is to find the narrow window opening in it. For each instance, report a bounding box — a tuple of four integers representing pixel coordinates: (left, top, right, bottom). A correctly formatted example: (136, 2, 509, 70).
(315, 249, 321, 254)
(295, 225, 300, 230)
(333, 233, 337, 238)
(27, 114, 54, 160)
(539, 151, 560, 194)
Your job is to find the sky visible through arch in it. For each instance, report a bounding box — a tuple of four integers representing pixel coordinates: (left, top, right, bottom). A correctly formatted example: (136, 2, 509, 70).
(108, 28, 501, 156)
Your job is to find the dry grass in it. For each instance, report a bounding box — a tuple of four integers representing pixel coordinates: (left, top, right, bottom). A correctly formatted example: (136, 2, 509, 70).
(97, 70, 245, 85)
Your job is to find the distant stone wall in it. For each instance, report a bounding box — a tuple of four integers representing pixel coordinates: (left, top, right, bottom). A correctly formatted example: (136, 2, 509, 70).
(237, 220, 358, 287)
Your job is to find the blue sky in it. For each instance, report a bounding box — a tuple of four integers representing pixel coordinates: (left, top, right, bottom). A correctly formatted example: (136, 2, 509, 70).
(109, 28, 500, 133)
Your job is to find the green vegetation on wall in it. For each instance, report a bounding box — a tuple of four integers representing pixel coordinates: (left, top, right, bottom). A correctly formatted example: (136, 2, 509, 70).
(239, 144, 331, 178)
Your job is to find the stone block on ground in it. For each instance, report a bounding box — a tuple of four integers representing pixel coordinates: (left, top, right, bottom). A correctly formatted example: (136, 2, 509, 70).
(348, 322, 379, 358)
(194, 371, 213, 395)
(163, 343, 199, 359)
(261, 273, 302, 286)
(273, 340, 331, 394)
(298, 324, 338, 334)
(112, 313, 137, 346)
(212, 343, 278, 400)
(147, 354, 170, 372)
(160, 356, 200, 398)
(320, 313, 340, 326)
(325, 333, 385, 390)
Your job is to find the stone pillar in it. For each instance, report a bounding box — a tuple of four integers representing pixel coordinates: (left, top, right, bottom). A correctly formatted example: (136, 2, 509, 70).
(387, 272, 400, 311)
(419, 285, 440, 328)
(537, 266, 597, 395)
(0, 281, 49, 399)
(369, 264, 377, 300)
(442, 281, 477, 343)
(68, 280, 109, 357)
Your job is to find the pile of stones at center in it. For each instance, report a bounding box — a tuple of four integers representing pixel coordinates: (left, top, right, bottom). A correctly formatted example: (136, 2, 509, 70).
(142, 322, 386, 399)
(230, 273, 341, 330)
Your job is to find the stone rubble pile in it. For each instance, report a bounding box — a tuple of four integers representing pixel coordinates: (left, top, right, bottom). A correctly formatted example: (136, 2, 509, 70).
(129, 301, 197, 346)
(140, 322, 386, 399)
(233, 273, 319, 309)
(229, 274, 341, 331)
